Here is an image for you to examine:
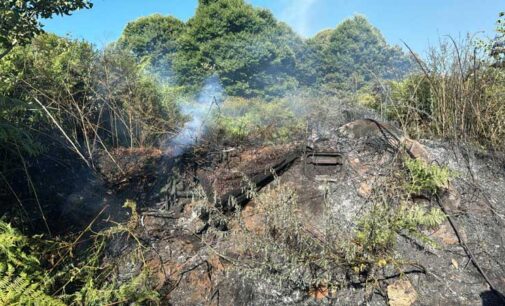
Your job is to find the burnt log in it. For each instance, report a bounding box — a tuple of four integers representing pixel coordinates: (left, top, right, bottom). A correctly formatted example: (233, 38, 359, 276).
(198, 150, 300, 212)
(220, 151, 299, 209)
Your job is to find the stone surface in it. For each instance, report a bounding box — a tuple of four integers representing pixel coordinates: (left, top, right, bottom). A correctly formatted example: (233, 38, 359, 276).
(431, 221, 466, 245)
(387, 280, 417, 306)
(105, 119, 505, 305)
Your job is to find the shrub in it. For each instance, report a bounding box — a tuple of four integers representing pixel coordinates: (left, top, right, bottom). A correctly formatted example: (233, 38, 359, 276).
(233, 176, 445, 293)
(404, 159, 453, 195)
(0, 34, 95, 158)
(356, 202, 445, 254)
(93, 46, 184, 149)
(210, 96, 305, 144)
(0, 34, 184, 162)
(0, 201, 159, 305)
(376, 35, 505, 151)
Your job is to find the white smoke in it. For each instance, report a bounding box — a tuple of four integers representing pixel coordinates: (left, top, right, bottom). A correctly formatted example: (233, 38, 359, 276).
(168, 75, 224, 156)
(279, 0, 318, 37)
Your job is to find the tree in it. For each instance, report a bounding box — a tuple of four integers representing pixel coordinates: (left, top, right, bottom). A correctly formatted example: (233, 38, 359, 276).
(307, 16, 413, 91)
(172, 0, 302, 98)
(0, 0, 92, 59)
(115, 2, 412, 97)
(118, 14, 185, 80)
(490, 12, 505, 65)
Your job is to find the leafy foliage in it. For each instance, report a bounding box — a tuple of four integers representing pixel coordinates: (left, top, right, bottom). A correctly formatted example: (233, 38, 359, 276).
(490, 12, 505, 64)
(0, 201, 159, 305)
(118, 14, 186, 80)
(0, 33, 184, 162)
(0, 97, 44, 158)
(233, 173, 445, 292)
(114, 2, 413, 98)
(210, 96, 305, 144)
(306, 16, 413, 92)
(0, 221, 65, 305)
(173, 0, 302, 98)
(356, 203, 445, 253)
(0, 33, 96, 160)
(404, 159, 453, 195)
(0, 0, 92, 59)
(0, 32, 95, 111)
(94, 45, 184, 147)
(376, 33, 505, 150)
(0, 271, 65, 306)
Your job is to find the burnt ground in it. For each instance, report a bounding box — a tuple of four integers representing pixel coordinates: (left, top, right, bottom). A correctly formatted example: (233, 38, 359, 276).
(91, 119, 505, 305)
(3, 113, 505, 305)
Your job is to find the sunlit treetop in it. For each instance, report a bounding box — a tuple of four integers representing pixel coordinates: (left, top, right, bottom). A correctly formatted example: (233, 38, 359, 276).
(491, 12, 505, 62)
(0, 0, 93, 58)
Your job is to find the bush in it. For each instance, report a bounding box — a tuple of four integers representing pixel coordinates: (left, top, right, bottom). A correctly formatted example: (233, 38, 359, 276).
(233, 174, 445, 293)
(210, 96, 305, 144)
(0, 202, 159, 305)
(0, 34, 185, 227)
(376, 36, 505, 151)
(356, 203, 445, 254)
(0, 34, 185, 161)
(94, 46, 184, 148)
(404, 159, 453, 195)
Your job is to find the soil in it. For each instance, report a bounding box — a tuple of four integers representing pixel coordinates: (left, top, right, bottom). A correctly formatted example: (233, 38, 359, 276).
(101, 119, 505, 305)
(4, 117, 505, 305)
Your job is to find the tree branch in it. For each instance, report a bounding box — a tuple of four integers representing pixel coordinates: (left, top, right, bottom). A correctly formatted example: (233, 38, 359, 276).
(0, 43, 16, 61)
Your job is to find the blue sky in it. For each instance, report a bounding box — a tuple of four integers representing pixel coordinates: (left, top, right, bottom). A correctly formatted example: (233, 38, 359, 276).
(42, 0, 504, 53)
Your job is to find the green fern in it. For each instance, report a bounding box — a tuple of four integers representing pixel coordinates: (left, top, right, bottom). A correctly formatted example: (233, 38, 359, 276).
(0, 221, 64, 305)
(0, 272, 65, 306)
(356, 203, 446, 252)
(404, 159, 454, 195)
(0, 202, 159, 306)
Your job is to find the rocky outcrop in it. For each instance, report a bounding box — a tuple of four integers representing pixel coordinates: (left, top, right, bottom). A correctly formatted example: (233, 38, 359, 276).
(105, 119, 505, 305)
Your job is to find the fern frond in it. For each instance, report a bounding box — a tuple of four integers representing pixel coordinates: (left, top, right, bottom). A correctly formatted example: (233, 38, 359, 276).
(0, 272, 65, 306)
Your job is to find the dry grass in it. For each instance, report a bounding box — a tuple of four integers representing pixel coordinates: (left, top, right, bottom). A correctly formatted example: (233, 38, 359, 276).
(379, 37, 505, 151)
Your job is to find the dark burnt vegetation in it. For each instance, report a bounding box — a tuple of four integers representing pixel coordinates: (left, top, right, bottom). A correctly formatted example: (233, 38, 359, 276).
(1, 0, 505, 304)
(229, 126, 446, 297)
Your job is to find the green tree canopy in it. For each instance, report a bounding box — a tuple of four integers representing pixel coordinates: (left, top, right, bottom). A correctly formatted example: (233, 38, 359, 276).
(308, 16, 413, 91)
(116, 3, 413, 97)
(118, 14, 185, 80)
(173, 0, 302, 98)
(0, 0, 92, 59)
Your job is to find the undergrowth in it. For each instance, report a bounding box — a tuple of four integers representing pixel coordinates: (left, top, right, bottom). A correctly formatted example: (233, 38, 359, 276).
(404, 159, 454, 195)
(356, 203, 446, 254)
(0, 221, 64, 305)
(233, 154, 449, 296)
(209, 96, 306, 145)
(371, 34, 505, 151)
(0, 200, 159, 305)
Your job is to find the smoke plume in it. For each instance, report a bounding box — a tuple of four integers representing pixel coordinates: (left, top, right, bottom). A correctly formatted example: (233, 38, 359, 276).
(168, 75, 224, 156)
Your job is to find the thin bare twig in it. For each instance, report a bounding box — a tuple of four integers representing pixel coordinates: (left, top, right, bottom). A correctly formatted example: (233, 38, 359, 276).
(32, 97, 91, 168)
(15, 143, 51, 236)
